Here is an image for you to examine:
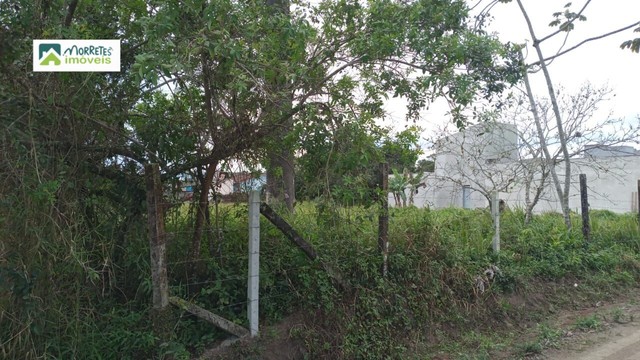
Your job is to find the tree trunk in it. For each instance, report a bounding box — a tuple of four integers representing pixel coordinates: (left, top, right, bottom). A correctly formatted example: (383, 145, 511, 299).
(521, 55, 569, 228)
(280, 149, 295, 211)
(524, 167, 548, 225)
(264, 0, 295, 213)
(266, 149, 295, 212)
(266, 155, 282, 201)
(191, 163, 216, 260)
(524, 170, 533, 224)
(516, 0, 572, 229)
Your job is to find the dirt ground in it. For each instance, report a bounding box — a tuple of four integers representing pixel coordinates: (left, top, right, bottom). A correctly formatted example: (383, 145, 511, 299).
(539, 292, 640, 360)
(198, 311, 308, 360)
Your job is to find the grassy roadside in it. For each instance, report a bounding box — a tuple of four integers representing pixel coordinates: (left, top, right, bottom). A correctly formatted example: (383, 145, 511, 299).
(187, 205, 640, 359)
(416, 281, 640, 360)
(4, 202, 640, 359)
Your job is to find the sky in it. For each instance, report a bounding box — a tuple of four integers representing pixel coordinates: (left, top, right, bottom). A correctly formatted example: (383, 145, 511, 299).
(486, 0, 639, 118)
(381, 0, 640, 149)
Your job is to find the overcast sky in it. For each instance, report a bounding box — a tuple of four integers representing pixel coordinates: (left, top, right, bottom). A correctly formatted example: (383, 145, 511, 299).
(486, 0, 639, 118)
(382, 0, 639, 145)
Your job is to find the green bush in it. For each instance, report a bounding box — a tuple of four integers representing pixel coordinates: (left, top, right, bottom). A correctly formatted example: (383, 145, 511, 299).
(5, 196, 640, 359)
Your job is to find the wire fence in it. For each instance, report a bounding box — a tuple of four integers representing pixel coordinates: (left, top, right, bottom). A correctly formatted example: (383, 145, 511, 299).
(147, 161, 640, 345)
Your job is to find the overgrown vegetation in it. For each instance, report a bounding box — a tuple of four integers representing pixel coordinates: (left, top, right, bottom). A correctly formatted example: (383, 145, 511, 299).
(2, 0, 640, 359)
(4, 199, 640, 359)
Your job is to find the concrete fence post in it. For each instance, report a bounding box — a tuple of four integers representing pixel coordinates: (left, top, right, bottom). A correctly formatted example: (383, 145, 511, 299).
(492, 191, 500, 253)
(247, 190, 260, 337)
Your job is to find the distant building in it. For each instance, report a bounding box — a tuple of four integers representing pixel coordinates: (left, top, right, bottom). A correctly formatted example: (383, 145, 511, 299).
(391, 123, 640, 213)
(583, 144, 640, 158)
(173, 171, 265, 202)
(217, 172, 266, 195)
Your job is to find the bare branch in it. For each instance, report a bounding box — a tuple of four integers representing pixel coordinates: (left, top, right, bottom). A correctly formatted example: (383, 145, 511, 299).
(530, 21, 640, 67)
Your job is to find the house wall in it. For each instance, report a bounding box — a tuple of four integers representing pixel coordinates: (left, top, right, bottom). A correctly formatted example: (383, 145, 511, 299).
(392, 153, 640, 213)
(391, 122, 640, 214)
(434, 122, 519, 166)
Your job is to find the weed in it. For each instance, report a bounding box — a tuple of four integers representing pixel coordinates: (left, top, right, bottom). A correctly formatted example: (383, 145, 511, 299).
(610, 307, 633, 324)
(574, 315, 602, 331)
(5, 199, 640, 359)
(537, 323, 562, 348)
(514, 341, 543, 357)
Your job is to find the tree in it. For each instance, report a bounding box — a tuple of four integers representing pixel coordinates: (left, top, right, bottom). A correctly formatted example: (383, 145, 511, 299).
(264, 0, 297, 212)
(1, 0, 156, 357)
(508, 83, 640, 222)
(0, 0, 525, 357)
(137, 0, 519, 213)
(383, 127, 423, 173)
(416, 159, 435, 173)
(488, 0, 640, 228)
(620, 24, 640, 53)
(512, 115, 551, 224)
(296, 118, 422, 205)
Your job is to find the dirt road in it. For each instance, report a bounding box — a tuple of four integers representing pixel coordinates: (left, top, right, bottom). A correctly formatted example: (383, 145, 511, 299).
(550, 326, 640, 360)
(544, 310, 640, 360)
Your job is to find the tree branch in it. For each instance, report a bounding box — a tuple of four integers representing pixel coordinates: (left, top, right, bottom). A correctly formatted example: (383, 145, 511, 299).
(63, 0, 79, 28)
(537, 0, 592, 44)
(530, 21, 640, 67)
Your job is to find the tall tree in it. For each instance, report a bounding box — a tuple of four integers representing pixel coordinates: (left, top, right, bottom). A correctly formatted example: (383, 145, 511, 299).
(512, 83, 640, 221)
(481, 0, 640, 228)
(135, 0, 521, 256)
(430, 84, 640, 222)
(264, 0, 296, 212)
(1, 0, 155, 357)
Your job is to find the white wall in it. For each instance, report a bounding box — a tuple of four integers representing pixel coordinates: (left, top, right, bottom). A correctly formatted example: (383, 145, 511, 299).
(392, 121, 640, 213)
(392, 156, 640, 213)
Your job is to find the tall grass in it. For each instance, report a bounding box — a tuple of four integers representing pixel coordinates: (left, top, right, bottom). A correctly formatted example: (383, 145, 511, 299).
(159, 203, 640, 358)
(4, 200, 640, 359)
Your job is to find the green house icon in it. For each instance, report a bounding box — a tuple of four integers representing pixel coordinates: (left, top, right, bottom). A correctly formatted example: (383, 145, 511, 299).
(39, 44, 61, 66)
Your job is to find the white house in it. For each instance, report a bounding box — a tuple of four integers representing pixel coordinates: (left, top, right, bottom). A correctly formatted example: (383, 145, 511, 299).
(391, 122, 640, 213)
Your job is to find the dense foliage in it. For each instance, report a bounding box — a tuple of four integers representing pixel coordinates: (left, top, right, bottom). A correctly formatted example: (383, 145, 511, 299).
(4, 191, 640, 359)
(0, 0, 549, 358)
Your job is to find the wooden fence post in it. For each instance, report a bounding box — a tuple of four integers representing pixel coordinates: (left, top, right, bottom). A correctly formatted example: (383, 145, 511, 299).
(580, 174, 590, 243)
(247, 190, 260, 337)
(492, 191, 500, 253)
(145, 163, 171, 341)
(637, 180, 640, 226)
(378, 163, 389, 277)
